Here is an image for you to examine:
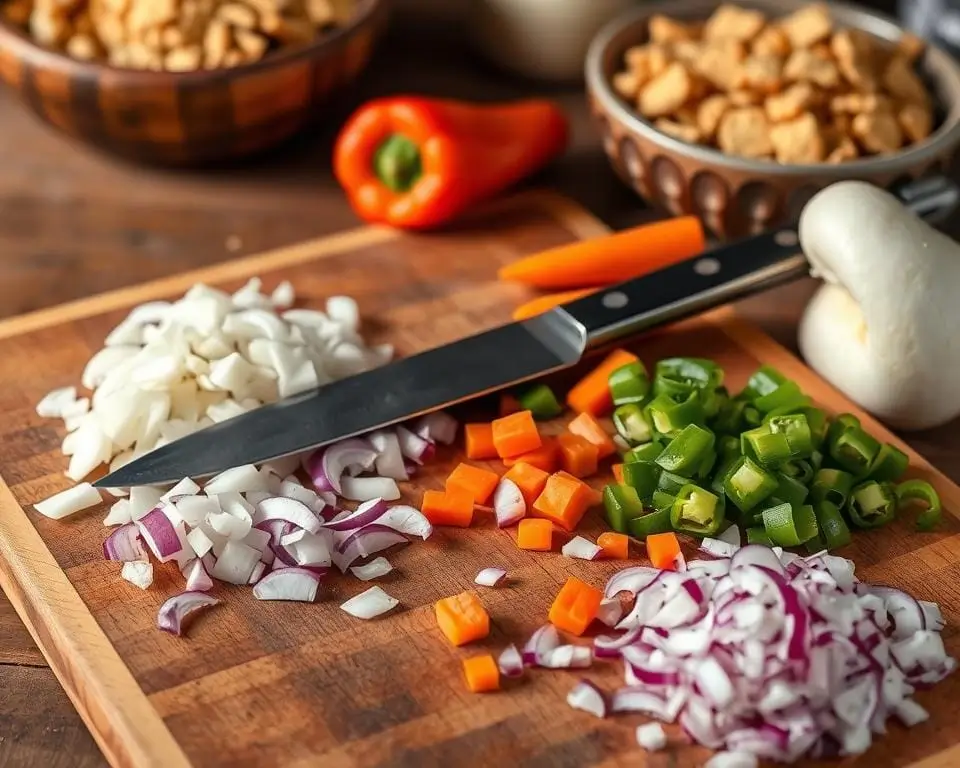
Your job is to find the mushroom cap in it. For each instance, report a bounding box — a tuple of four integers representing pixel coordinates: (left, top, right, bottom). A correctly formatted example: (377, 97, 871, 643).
(798, 181, 960, 431)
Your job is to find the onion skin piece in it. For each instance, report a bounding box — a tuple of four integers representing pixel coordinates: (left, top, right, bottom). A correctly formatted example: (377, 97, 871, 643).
(157, 591, 219, 636)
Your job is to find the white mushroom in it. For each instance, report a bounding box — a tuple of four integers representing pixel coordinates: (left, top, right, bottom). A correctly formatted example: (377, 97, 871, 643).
(798, 181, 960, 430)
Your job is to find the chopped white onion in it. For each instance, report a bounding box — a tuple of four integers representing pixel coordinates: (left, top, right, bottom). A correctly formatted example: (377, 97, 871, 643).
(121, 561, 154, 590)
(474, 567, 507, 587)
(182, 559, 214, 592)
(210, 541, 260, 585)
(493, 478, 525, 528)
(204, 464, 267, 496)
(498, 644, 524, 678)
(704, 753, 758, 768)
(561, 536, 602, 561)
(699, 537, 740, 559)
(33, 483, 102, 520)
(413, 412, 458, 445)
(350, 557, 393, 581)
(253, 567, 321, 602)
(566, 680, 607, 718)
(636, 723, 667, 752)
(103, 498, 132, 526)
(340, 586, 399, 619)
(340, 476, 400, 502)
(368, 430, 408, 481)
(129, 486, 162, 521)
(36, 386, 78, 418)
(161, 477, 201, 502)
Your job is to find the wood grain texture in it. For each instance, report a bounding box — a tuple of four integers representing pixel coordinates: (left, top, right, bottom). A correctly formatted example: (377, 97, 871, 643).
(0, 0, 387, 166)
(1, 191, 960, 767)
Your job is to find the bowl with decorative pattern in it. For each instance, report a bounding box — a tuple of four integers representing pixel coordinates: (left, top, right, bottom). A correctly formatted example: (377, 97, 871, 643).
(585, 0, 960, 238)
(0, 0, 389, 166)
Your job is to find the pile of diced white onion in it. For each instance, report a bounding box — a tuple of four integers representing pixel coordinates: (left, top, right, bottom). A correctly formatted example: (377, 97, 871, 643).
(36, 278, 392, 483)
(32, 278, 459, 634)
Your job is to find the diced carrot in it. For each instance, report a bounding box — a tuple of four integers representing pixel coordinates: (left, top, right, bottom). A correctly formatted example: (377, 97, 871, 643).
(446, 462, 500, 505)
(612, 463, 624, 484)
(567, 349, 640, 417)
(586, 486, 603, 507)
(556, 432, 599, 478)
(568, 412, 617, 459)
(531, 471, 593, 531)
(503, 462, 549, 507)
(500, 393, 522, 417)
(503, 437, 559, 473)
(517, 518, 554, 551)
(597, 531, 629, 560)
(435, 591, 490, 646)
(464, 423, 498, 460)
(463, 655, 500, 692)
(647, 532, 681, 570)
(548, 576, 603, 636)
(492, 410, 542, 458)
(421, 488, 474, 527)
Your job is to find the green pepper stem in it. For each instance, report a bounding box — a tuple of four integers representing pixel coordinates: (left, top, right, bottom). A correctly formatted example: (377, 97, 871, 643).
(374, 134, 423, 192)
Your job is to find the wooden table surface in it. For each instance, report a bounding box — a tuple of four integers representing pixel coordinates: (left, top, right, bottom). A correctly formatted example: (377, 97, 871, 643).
(1, 9, 958, 767)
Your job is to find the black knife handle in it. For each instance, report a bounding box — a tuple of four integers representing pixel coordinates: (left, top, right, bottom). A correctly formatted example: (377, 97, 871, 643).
(557, 227, 808, 349)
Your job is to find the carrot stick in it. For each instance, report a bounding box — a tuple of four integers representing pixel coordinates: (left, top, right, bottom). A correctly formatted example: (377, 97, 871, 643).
(567, 349, 640, 416)
(512, 288, 597, 321)
(498, 216, 705, 289)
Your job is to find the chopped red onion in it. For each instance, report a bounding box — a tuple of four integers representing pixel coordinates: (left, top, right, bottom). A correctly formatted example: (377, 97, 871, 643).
(566, 680, 607, 718)
(493, 478, 525, 528)
(474, 567, 507, 587)
(174, 495, 220, 528)
(704, 753, 758, 768)
(279, 529, 331, 568)
(323, 498, 388, 531)
(340, 586, 399, 619)
(396, 425, 435, 465)
(102, 523, 147, 562)
(315, 439, 378, 494)
(561, 536, 602, 560)
(253, 567, 321, 602)
(328, 501, 433, 541)
(257, 496, 321, 534)
(121, 561, 154, 590)
(350, 557, 393, 581)
(278, 478, 320, 509)
(204, 464, 267, 495)
(498, 644, 524, 678)
(522, 624, 561, 666)
(340, 476, 400, 502)
(717, 524, 742, 548)
(413, 411, 458, 445)
(210, 541, 260, 585)
(136, 507, 183, 562)
(540, 645, 593, 669)
(700, 537, 740, 559)
(157, 591, 219, 636)
(160, 477, 201, 503)
(584, 549, 956, 763)
(595, 597, 625, 628)
(182, 559, 213, 592)
(332, 525, 409, 573)
(247, 561, 266, 585)
(636, 723, 667, 751)
(368, 429, 408, 481)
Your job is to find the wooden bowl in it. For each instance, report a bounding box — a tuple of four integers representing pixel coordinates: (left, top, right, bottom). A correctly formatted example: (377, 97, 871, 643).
(585, 0, 960, 238)
(0, 0, 389, 166)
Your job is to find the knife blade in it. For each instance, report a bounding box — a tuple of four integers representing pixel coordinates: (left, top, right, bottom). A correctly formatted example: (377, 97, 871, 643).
(95, 177, 959, 488)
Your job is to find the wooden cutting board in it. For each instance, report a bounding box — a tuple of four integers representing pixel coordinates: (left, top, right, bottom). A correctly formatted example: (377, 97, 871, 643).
(1, 191, 960, 768)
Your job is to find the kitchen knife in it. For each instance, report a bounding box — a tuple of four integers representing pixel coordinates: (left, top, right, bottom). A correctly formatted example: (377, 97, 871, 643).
(96, 177, 959, 489)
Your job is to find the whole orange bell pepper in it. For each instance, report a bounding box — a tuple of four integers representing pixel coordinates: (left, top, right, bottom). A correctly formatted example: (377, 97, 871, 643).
(333, 96, 569, 229)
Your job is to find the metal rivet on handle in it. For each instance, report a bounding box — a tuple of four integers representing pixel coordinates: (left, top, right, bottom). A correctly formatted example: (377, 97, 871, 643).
(602, 291, 628, 309)
(775, 230, 799, 247)
(694, 257, 721, 276)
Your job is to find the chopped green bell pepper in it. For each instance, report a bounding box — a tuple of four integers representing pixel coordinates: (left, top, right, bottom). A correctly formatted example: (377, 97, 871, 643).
(517, 383, 562, 420)
(657, 470, 688, 496)
(780, 459, 814, 486)
(825, 413, 860, 451)
(846, 480, 896, 529)
(741, 365, 786, 401)
(711, 397, 747, 435)
(670, 483, 724, 536)
(754, 380, 811, 414)
(602, 483, 644, 533)
(724, 456, 778, 513)
(774, 471, 809, 508)
(656, 423, 716, 477)
(645, 391, 705, 438)
(624, 441, 664, 463)
(654, 357, 723, 395)
(628, 508, 673, 538)
(710, 452, 741, 498)
(622, 461, 661, 502)
(867, 443, 909, 482)
(608, 362, 650, 406)
(829, 426, 881, 476)
(768, 413, 813, 459)
(895, 479, 942, 531)
(793, 504, 819, 543)
(696, 447, 718, 480)
(810, 468, 854, 507)
(613, 404, 653, 446)
(746, 527, 774, 546)
(762, 502, 804, 546)
(813, 500, 852, 550)
(742, 424, 792, 468)
(651, 490, 677, 513)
